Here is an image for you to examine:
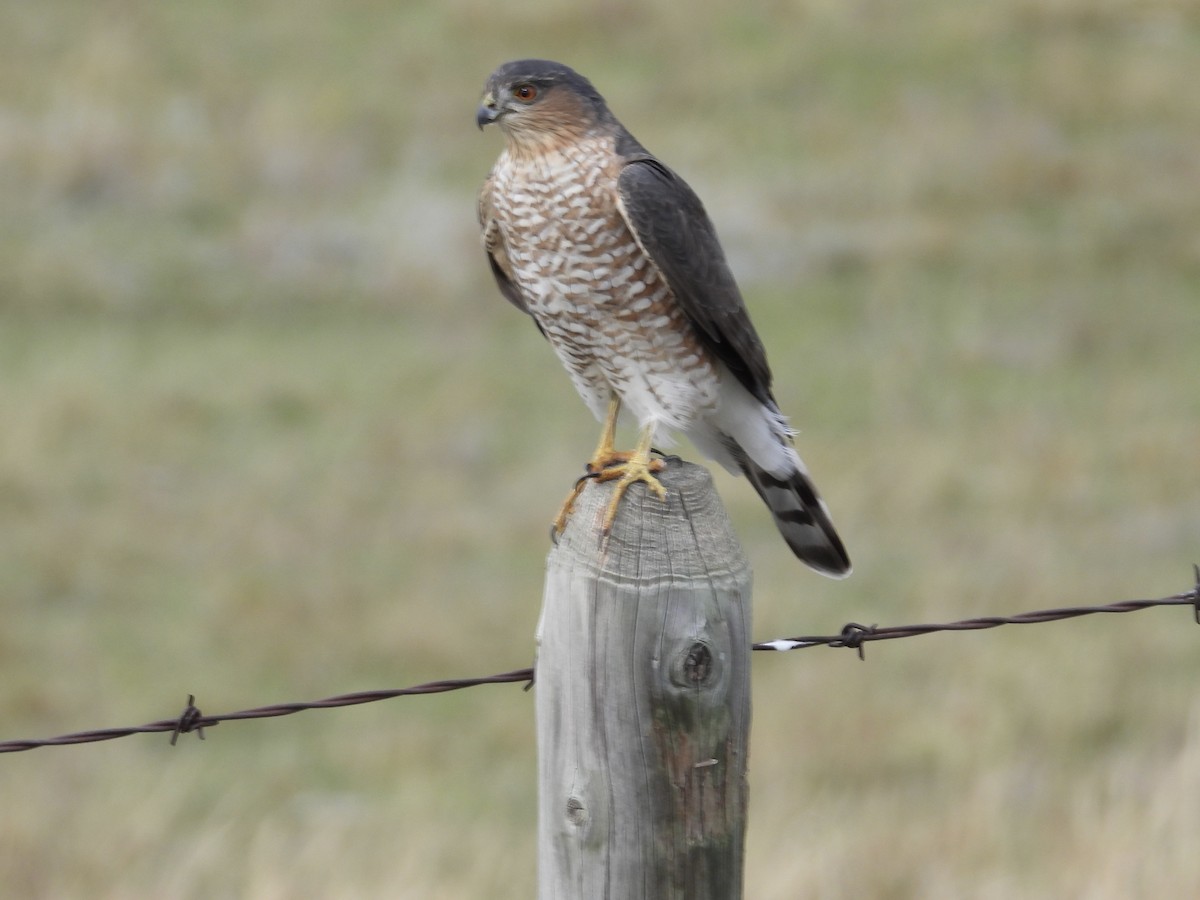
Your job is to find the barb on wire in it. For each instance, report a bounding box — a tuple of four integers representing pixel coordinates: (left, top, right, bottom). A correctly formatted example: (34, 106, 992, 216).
(171, 694, 206, 745)
(0, 669, 535, 754)
(1, 570, 1196, 755)
(752, 573, 1200, 658)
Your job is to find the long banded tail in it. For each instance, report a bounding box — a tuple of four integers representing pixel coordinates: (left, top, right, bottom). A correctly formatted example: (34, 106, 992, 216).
(740, 458, 851, 578)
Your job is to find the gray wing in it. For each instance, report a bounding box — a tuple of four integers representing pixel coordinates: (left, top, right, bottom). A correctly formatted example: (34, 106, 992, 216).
(616, 157, 773, 404)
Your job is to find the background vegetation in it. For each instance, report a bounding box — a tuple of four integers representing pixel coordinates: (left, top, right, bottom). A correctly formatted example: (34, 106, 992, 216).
(2, 0, 1197, 896)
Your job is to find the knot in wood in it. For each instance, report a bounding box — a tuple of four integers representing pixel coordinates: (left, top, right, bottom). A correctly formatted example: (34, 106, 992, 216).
(670, 641, 716, 688)
(565, 795, 588, 827)
(686, 643, 713, 683)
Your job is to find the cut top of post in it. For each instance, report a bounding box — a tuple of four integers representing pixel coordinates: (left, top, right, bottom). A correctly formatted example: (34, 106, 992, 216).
(551, 457, 750, 585)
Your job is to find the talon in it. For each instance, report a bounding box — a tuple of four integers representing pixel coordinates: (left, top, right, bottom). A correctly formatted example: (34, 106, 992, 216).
(552, 470, 604, 542)
(575, 470, 601, 488)
(596, 426, 667, 536)
(551, 484, 581, 542)
(552, 395, 623, 541)
(549, 395, 670, 544)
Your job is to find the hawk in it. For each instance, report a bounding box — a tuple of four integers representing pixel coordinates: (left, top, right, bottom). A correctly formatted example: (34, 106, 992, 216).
(477, 59, 851, 578)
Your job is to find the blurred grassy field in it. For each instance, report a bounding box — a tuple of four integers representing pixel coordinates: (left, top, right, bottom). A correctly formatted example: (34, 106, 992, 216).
(2, 0, 1198, 896)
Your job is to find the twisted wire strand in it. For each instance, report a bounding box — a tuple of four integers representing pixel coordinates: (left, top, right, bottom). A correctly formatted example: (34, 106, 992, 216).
(2, 569, 1196, 754)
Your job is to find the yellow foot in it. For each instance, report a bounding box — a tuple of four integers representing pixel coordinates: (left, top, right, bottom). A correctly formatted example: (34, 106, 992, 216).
(550, 471, 595, 543)
(550, 451, 633, 541)
(595, 454, 667, 536)
(549, 399, 670, 544)
(550, 453, 669, 543)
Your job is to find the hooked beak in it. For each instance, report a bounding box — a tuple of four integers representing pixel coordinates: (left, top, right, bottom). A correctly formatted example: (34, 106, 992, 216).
(476, 92, 501, 130)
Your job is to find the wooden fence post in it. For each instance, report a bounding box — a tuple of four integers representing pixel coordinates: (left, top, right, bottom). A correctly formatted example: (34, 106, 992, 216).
(536, 458, 752, 899)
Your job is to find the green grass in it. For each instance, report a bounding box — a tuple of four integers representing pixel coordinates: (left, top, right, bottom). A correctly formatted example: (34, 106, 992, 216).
(2, 0, 1198, 896)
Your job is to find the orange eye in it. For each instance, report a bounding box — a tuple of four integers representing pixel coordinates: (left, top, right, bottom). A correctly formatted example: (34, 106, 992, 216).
(513, 83, 538, 102)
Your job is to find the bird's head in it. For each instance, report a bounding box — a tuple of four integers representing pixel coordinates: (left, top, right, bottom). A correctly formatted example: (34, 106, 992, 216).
(477, 59, 608, 151)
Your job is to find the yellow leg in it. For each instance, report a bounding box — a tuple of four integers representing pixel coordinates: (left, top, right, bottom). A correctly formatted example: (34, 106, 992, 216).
(595, 421, 667, 536)
(586, 394, 624, 473)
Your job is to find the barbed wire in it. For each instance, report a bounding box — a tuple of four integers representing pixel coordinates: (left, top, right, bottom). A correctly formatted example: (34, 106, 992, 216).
(2, 567, 1196, 755)
(0, 670, 537, 754)
(753, 568, 1200, 659)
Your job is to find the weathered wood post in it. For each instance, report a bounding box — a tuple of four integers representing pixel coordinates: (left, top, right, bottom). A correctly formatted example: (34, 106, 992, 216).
(536, 458, 752, 899)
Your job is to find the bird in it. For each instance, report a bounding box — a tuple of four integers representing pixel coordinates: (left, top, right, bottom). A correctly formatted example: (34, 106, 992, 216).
(476, 59, 851, 578)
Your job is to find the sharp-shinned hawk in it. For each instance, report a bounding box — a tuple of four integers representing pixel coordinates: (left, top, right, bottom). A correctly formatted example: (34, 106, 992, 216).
(476, 59, 851, 578)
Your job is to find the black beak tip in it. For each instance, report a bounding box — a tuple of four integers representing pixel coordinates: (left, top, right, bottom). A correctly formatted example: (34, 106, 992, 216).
(476, 105, 497, 130)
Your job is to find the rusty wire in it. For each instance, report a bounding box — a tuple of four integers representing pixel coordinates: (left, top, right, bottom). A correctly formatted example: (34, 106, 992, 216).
(1, 568, 1196, 755)
(0, 670, 536, 754)
(753, 568, 1200, 659)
